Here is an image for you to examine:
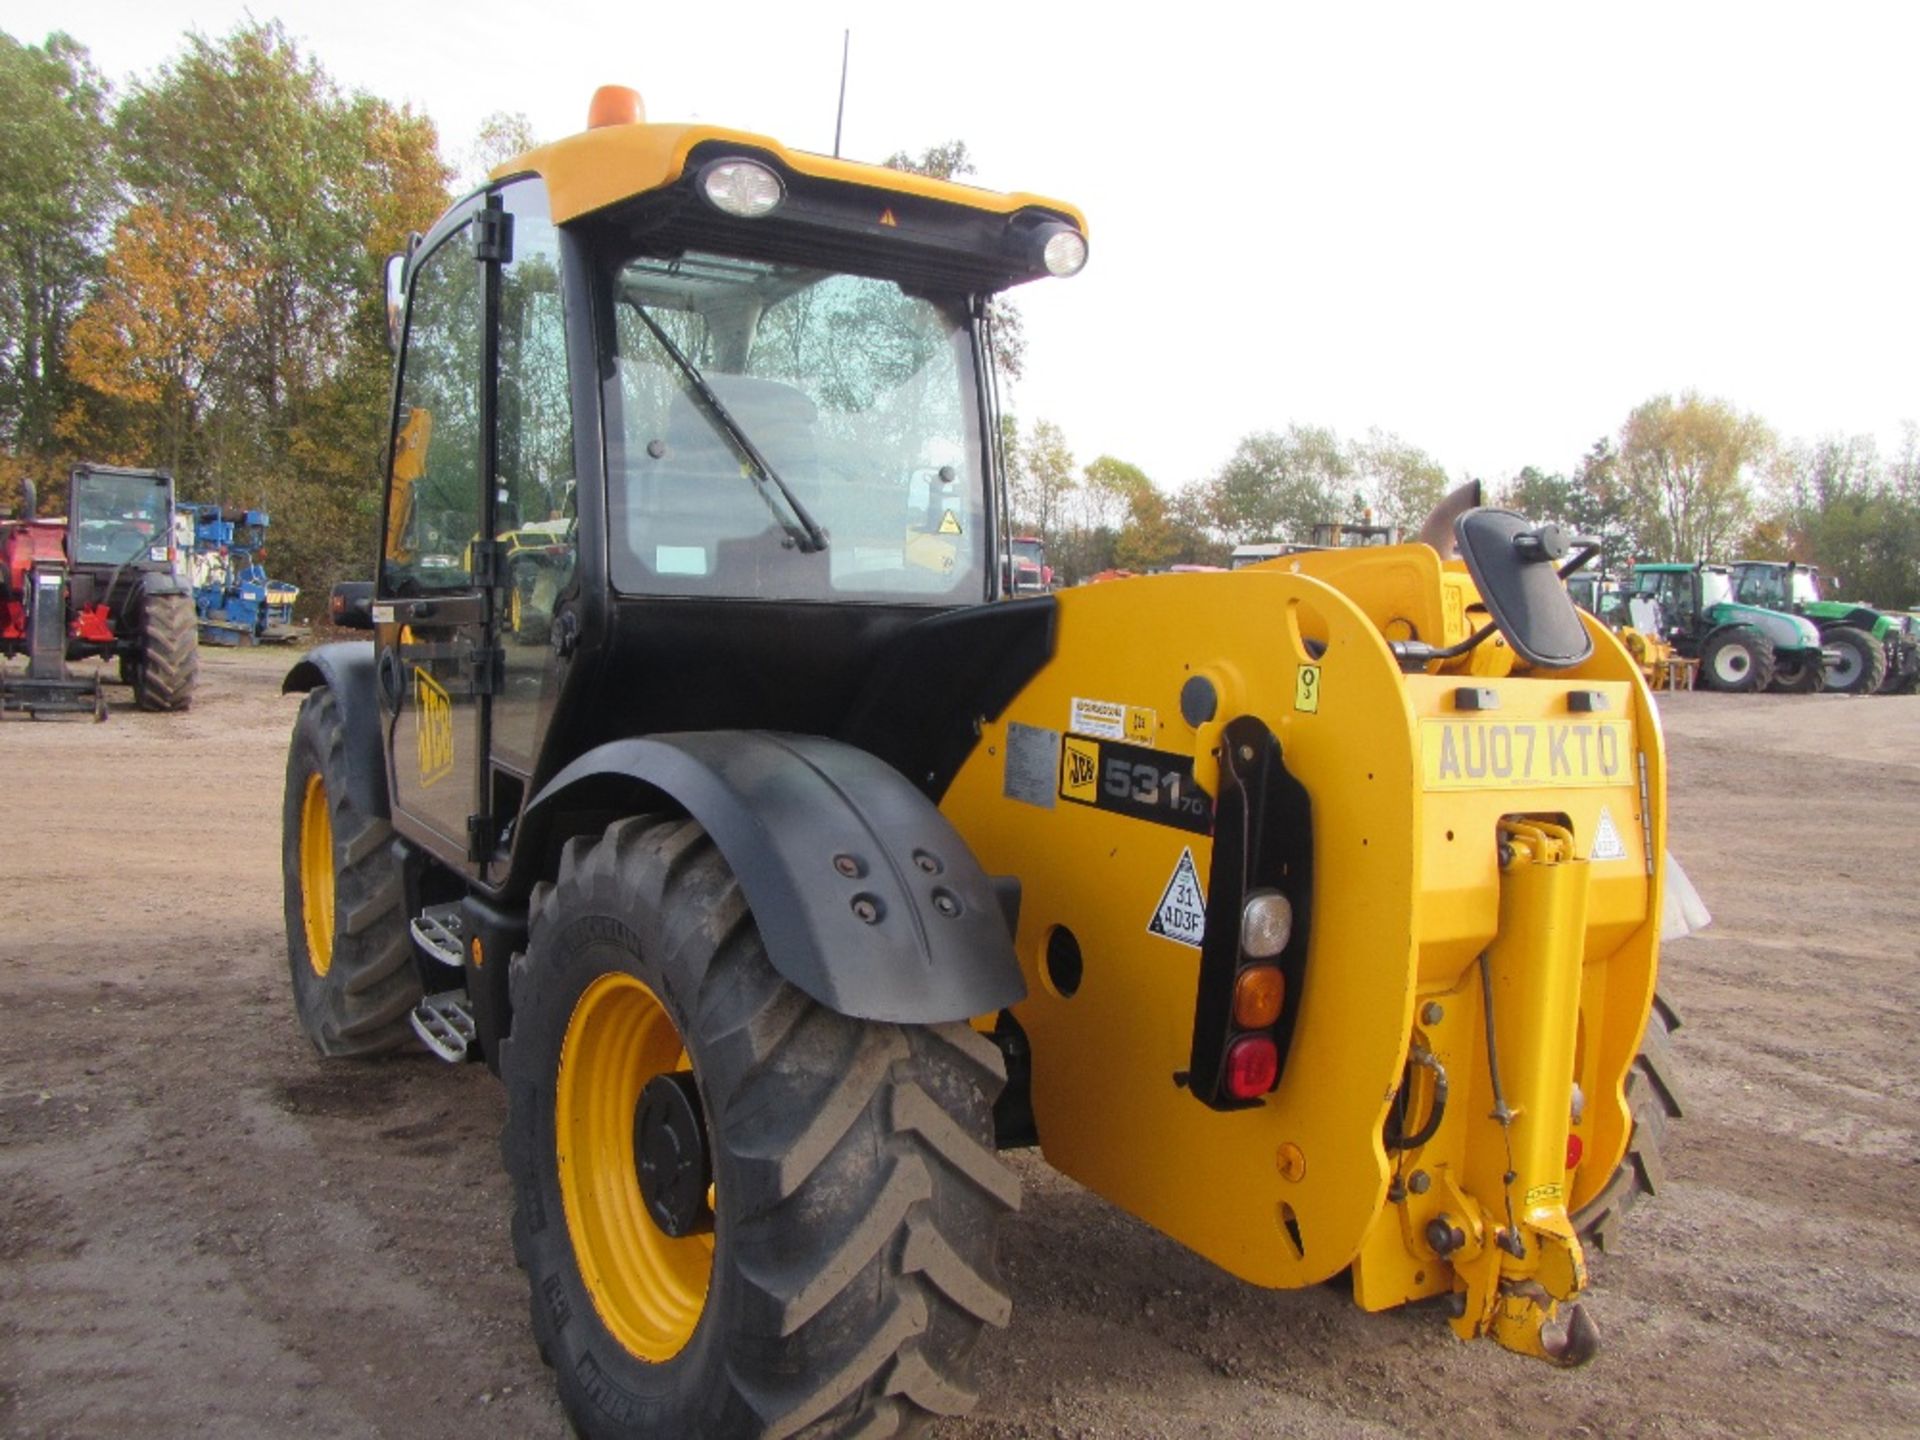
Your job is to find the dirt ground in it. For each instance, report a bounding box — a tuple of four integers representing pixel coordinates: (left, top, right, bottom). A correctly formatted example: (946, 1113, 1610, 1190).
(3, 645, 1917, 1439)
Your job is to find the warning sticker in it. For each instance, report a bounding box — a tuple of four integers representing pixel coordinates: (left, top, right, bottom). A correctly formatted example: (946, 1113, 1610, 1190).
(1126, 706, 1158, 742)
(1149, 848, 1207, 948)
(1295, 664, 1322, 713)
(938, 509, 963, 535)
(1070, 696, 1126, 740)
(1591, 805, 1628, 862)
(1060, 735, 1100, 803)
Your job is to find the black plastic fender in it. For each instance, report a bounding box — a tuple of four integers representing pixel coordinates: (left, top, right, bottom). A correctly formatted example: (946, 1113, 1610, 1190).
(520, 731, 1025, 1025)
(136, 571, 192, 599)
(282, 640, 388, 820)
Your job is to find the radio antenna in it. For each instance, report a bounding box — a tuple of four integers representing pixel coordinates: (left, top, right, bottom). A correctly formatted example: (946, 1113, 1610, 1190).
(833, 30, 850, 157)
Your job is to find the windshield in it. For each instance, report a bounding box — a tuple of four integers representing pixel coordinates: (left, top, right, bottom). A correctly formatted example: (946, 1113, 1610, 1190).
(72, 474, 170, 565)
(1701, 569, 1734, 607)
(1792, 569, 1821, 603)
(604, 251, 985, 602)
(1734, 565, 1785, 607)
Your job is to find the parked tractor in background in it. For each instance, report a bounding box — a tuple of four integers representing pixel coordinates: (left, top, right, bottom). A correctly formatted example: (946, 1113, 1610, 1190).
(1006, 534, 1053, 593)
(1626, 562, 1824, 693)
(1, 465, 197, 716)
(280, 85, 1684, 1439)
(1727, 560, 1918, 695)
(180, 504, 303, 646)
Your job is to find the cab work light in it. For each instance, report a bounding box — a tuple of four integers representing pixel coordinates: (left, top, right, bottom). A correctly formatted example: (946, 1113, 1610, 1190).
(1041, 226, 1088, 277)
(701, 160, 784, 218)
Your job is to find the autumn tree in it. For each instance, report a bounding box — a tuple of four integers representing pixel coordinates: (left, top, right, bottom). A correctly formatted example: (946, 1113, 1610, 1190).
(1352, 429, 1447, 531)
(466, 110, 537, 190)
(0, 30, 115, 498)
(63, 204, 258, 475)
(1617, 392, 1769, 562)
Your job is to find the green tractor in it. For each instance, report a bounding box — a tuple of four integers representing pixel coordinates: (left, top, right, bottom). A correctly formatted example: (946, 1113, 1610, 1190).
(1626, 562, 1826, 693)
(1727, 560, 1919, 695)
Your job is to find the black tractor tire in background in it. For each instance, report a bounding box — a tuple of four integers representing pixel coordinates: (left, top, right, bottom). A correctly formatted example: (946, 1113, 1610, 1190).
(1821, 626, 1888, 695)
(1573, 994, 1684, 1253)
(1699, 625, 1776, 693)
(501, 815, 1018, 1440)
(1768, 654, 1823, 693)
(281, 685, 422, 1057)
(130, 590, 198, 711)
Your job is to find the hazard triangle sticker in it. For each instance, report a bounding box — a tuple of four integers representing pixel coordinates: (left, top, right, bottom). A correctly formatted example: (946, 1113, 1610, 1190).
(1148, 848, 1207, 948)
(1591, 806, 1628, 862)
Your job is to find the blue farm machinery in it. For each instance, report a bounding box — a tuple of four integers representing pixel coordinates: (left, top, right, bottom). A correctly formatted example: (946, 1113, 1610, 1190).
(179, 505, 302, 645)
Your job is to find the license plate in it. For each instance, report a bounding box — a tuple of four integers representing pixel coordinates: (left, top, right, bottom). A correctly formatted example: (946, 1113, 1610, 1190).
(1420, 718, 1633, 790)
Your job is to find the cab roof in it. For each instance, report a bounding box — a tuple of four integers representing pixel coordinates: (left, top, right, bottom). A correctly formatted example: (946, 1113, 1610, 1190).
(492, 114, 1086, 232)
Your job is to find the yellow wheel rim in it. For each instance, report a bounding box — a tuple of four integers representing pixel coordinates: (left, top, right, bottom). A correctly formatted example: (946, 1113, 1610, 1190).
(556, 973, 712, 1361)
(298, 773, 335, 978)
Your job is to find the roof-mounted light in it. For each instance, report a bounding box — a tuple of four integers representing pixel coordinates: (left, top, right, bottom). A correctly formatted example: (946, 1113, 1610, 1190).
(700, 159, 784, 218)
(1042, 226, 1088, 277)
(587, 85, 645, 130)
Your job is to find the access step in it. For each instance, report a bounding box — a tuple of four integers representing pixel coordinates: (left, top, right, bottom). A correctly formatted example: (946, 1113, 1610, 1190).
(410, 990, 476, 1063)
(409, 903, 465, 968)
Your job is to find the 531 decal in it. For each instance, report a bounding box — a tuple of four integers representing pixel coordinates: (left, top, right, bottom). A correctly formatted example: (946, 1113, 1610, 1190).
(1060, 736, 1213, 834)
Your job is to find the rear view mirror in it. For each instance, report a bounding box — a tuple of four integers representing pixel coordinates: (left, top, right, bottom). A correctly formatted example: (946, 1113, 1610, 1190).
(1454, 509, 1594, 669)
(384, 252, 407, 353)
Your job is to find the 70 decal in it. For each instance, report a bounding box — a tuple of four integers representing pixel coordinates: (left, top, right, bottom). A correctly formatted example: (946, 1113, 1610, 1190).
(1062, 736, 1214, 834)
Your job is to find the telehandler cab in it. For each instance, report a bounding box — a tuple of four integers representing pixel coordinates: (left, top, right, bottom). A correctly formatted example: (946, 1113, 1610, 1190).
(282, 85, 1680, 1438)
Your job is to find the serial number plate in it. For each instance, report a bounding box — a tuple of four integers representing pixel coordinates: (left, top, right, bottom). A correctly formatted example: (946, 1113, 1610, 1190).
(1060, 736, 1214, 834)
(1421, 719, 1633, 791)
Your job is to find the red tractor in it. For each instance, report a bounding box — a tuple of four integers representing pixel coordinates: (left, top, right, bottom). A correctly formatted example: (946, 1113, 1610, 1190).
(2, 465, 198, 717)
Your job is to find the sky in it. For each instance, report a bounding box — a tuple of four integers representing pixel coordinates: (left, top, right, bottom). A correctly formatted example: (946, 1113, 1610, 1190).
(13, 0, 1919, 493)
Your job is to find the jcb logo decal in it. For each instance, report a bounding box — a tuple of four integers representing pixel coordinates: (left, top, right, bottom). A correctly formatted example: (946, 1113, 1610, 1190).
(414, 667, 455, 787)
(1061, 736, 1100, 802)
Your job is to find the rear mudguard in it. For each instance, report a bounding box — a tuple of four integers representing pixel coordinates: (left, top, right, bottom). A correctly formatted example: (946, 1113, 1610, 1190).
(936, 566, 1664, 1305)
(517, 732, 1025, 1025)
(283, 640, 387, 820)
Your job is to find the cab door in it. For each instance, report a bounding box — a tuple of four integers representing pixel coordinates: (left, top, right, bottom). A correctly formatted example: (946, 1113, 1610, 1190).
(377, 200, 496, 867)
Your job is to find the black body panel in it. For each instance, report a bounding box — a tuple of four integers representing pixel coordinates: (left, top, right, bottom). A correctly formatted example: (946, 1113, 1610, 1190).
(283, 641, 389, 820)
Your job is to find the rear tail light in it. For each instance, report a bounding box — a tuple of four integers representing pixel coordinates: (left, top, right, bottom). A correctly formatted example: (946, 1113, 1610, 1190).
(1223, 1035, 1279, 1100)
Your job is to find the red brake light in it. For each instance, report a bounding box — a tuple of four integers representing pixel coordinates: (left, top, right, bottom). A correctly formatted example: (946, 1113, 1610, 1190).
(1223, 1035, 1278, 1100)
(1566, 1133, 1584, 1169)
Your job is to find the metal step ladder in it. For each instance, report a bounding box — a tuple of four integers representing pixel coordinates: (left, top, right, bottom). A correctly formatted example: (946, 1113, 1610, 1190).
(410, 991, 477, 1063)
(409, 903, 465, 969)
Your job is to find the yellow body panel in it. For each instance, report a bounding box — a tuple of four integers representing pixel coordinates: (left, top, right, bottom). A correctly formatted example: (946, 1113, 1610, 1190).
(494, 121, 1087, 230)
(944, 572, 1665, 1340)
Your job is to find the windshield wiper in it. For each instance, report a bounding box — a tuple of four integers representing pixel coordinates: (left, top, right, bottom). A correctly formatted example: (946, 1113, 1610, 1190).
(631, 306, 828, 554)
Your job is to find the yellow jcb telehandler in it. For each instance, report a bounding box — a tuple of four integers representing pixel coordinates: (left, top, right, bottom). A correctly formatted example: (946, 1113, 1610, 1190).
(281, 84, 1682, 1437)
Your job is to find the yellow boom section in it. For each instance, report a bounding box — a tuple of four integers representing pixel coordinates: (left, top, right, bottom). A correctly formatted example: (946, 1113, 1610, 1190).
(939, 562, 1664, 1359)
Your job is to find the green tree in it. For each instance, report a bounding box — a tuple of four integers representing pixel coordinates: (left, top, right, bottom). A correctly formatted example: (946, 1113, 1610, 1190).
(0, 30, 116, 493)
(467, 110, 537, 189)
(1205, 425, 1350, 543)
(1617, 392, 1769, 562)
(1352, 429, 1447, 531)
(883, 140, 1025, 380)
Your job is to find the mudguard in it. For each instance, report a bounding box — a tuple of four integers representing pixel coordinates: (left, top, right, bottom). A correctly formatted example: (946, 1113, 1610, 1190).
(521, 731, 1025, 1025)
(136, 571, 192, 599)
(282, 640, 387, 820)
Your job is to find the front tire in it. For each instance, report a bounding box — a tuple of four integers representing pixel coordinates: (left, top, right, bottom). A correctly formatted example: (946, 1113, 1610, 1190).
(281, 686, 422, 1056)
(502, 816, 1017, 1440)
(1768, 654, 1822, 693)
(1573, 994, 1684, 1252)
(1700, 626, 1775, 693)
(1823, 626, 1888, 695)
(131, 590, 198, 711)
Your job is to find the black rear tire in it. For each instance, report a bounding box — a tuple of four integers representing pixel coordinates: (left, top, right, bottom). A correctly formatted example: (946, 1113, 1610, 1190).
(1768, 654, 1822, 693)
(501, 815, 1017, 1439)
(281, 686, 421, 1057)
(1573, 994, 1684, 1252)
(1700, 626, 1775, 693)
(131, 590, 198, 711)
(1823, 626, 1889, 695)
